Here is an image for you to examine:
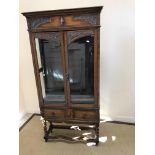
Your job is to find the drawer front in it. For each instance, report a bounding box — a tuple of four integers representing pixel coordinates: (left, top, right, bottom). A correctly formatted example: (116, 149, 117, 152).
(72, 110, 97, 120)
(44, 109, 65, 119)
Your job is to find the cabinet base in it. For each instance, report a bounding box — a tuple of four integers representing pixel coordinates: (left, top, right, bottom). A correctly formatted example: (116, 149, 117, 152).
(43, 122, 99, 145)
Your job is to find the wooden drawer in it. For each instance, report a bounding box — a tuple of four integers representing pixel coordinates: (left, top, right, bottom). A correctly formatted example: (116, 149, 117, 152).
(44, 109, 65, 119)
(72, 110, 97, 120)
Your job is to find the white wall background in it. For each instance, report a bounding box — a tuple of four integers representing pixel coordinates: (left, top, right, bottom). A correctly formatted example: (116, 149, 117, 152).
(19, 0, 135, 122)
(19, 74, 27, 120)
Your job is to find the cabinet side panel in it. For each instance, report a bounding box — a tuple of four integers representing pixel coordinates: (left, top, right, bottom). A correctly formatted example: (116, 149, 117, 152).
(28, 32, 43, 112)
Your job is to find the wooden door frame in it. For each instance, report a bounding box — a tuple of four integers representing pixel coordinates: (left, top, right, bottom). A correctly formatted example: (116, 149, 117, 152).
(28, 28, 100, 109)
(63, 29, 99, 108)
(29, 31, 69, 109)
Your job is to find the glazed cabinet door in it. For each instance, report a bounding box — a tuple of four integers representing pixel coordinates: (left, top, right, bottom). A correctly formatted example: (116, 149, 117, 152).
(34, 32, 67, 105)
(64, 30, 98, 107)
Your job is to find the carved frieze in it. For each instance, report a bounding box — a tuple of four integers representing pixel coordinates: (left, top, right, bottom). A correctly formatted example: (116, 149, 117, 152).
(73, 15, 97, 26)
(67, 30, 94, 44)
(28, 17, 51, 29)
(34, 32, 60, 42)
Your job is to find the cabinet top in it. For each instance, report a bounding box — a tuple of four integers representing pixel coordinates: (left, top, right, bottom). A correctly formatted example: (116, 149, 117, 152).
(22, 6, 103, 17)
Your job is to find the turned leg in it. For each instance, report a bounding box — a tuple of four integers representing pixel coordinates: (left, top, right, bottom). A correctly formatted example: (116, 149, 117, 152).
(44, 120, 48, 142)
(43, 120, 47, 133)
(95, 123, 99, 145)
(40, 117, 48, 142)
(44, 122, 54, 142)
(50, 122, 53, 133)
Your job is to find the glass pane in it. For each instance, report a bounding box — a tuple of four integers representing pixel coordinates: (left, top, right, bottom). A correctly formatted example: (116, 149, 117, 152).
(35, 33, 65, 104)
(67, 31, 94, 104)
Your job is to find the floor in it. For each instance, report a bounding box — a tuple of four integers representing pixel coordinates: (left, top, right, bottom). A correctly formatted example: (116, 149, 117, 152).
(19, 115, 135, 155)
(19, 113, 33, 129)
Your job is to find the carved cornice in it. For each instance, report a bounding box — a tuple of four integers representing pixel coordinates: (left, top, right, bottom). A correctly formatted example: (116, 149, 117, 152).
(22, 6, 103, 17)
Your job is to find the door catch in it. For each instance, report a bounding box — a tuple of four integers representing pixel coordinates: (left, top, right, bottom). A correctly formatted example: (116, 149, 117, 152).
(66, 73, 69, 81)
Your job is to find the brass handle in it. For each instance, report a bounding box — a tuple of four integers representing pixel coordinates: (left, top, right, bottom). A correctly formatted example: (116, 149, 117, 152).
(51, 112, 55, 117)
(67, 110, 72, 117)
(68, 110, 70, 117)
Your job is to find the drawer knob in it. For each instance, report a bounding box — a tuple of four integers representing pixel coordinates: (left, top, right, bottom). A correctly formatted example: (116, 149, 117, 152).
(67, 110, 71, 117)
(82, 114, 87, 119)
(51, 112, 55, 116)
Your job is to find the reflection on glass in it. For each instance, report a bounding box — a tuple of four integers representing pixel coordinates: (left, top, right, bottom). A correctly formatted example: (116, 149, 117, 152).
(68, 35, 94, 104)
(35, 35, 65, 104)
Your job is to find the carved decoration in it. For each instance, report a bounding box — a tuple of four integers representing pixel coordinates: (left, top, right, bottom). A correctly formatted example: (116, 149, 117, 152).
(73, 15, 97, 26)
(60, 16, 65, 26)
(34, 32, 60, 43)
(28, 17, 51, 29)
(67, 30, 94, 44)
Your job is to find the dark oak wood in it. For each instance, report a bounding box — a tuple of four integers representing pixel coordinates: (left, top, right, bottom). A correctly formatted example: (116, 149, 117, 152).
(63, 31, 71, 108)
(72, 110, 97, 120)
(30, 26, 101, 33)
(22, 6, 103, 145)
(22, 6, 103, 17)
(44, 109, 65, 119)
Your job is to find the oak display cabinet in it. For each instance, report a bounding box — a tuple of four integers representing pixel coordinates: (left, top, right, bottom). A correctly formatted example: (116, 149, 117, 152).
(22, 6, 103, 145)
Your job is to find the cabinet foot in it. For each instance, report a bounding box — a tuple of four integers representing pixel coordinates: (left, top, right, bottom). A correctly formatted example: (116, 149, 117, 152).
(44, 136, 48, 142)
(95, 123, 99, 145)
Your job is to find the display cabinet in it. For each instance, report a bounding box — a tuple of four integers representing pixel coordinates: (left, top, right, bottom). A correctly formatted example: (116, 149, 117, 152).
(22, 6, 103, 145)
